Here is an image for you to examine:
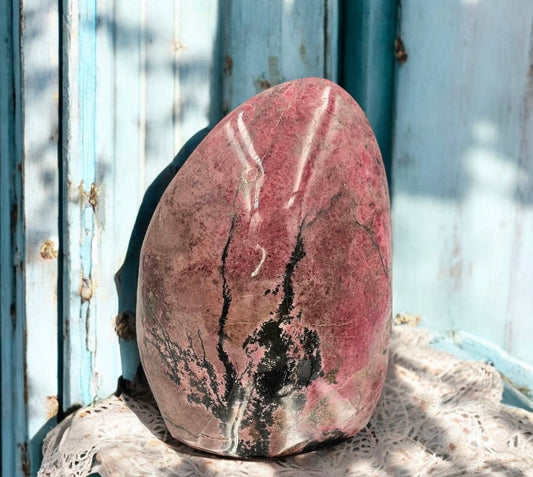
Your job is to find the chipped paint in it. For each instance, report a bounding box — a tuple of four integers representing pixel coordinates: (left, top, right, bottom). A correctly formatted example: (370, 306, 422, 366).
(88, 182, 98, 208)
(39, 239, 58, 259)
(80, 277, 93, 302)
(46, 395, 59, 420)
(254, 76, 271, 91)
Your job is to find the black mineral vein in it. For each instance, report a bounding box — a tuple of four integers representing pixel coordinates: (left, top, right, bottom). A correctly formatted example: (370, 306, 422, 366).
(217, 213, 238, 401)
(145, 217, 323, 457)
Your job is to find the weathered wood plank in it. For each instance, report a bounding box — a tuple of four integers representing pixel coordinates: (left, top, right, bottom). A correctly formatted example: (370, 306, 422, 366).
(62, 0, 223, 401)
(340, 0, 397, 183)
(1, 1, 27, 475)
(21, 0, 61, 473)
(174, 0, 223, 145)
(392, 1, 533, 363)
(62, 0, 108, 408)
(110, 0, 147, 380)
(223, 0, 338, 111)
(114, 0, 222, 379)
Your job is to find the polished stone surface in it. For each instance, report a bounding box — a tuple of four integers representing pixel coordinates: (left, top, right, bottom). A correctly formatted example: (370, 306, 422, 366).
(137, 77, 391, 458)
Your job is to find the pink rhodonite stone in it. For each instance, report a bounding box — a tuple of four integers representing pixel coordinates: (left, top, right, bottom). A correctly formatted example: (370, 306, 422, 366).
(137, 78, 392, 458)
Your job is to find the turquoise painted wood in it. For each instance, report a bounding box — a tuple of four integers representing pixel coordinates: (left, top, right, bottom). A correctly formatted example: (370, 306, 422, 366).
(340, 0, 398, 182)
(61, 0, 224, 410)
(22, 2, 61, 473)
(222, 0, 338, 111)
(430, 330, 533, 411)
(392, 1, 533, 365)
(1, 2, 27, 475)
(111, 1, 223, 382)
(1, 0, 60, 475)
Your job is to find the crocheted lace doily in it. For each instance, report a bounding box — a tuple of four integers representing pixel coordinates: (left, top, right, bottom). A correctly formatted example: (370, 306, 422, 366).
(38, 325, 533, 476)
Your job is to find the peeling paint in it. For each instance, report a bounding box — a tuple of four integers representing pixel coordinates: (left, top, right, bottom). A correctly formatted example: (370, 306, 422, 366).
(80, 277, 93, 302)
(39, 239, 58, 259)
(46, 395, 59, 420)
(18, 442, 29, 477)
(88, 182, 98, 209)
(78, 180, 99, 210)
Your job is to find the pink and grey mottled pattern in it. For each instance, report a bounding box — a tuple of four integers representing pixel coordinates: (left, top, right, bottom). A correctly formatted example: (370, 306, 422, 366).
(137, 78, 392, 458)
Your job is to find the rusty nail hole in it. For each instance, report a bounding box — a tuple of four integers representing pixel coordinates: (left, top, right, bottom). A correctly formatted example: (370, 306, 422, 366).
(224, 55, 233, 75)
(253, 75, 271, 91)
(257, 79, 271, 90)
(88, 183, 98, 208)
(40, 239, 58, 260)
(395, 37, 408, 64)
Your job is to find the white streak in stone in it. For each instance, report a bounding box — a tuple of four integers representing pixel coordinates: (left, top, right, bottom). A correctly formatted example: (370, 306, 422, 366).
(225, 383, 254, 456)
(225, 122, 252, 215)
(251, 244, 267, 277)
(237, 111, 265, 210)
(226, 112, 266, 216)
(237, 111, 265, 175)
(286, 86, 332, 209)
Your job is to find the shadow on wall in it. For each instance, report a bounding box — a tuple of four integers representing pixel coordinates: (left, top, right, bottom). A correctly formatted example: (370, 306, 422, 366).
(391, 0, 533, 363)
(108, 0, 227, 381)
(113, 127, 210, 379)
(392, 0, 533, 204)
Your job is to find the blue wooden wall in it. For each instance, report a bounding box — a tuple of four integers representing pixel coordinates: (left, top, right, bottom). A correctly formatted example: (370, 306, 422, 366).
(392, 1, 533, 364)
(1, 1, 532, 475)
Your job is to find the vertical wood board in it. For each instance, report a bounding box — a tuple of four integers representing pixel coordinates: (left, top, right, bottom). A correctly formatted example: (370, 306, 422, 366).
(223, 0, 338, 112)
(22, 0, 61, 473)
(1, 1, 27, 475)
(62, 0, 222, 405)
(340, 0, 398, 183)
(392, 1, 533, 363)
(62, 0, 106, 408)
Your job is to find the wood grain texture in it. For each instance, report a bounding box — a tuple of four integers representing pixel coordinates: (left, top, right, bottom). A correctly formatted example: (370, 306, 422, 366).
(1, 2, 27, 476)
(62, 0, 103, 409)
(222, 0, 338, 112)
(340, 0, 398, 184)
(61, 0, 222, 408)
(392, 1, 533, 364)
(21, 0, 61, 474)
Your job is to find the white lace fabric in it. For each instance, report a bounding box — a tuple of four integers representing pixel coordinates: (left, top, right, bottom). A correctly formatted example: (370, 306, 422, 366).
(38, 326, 533, 476)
